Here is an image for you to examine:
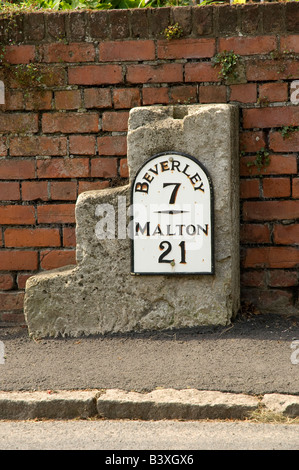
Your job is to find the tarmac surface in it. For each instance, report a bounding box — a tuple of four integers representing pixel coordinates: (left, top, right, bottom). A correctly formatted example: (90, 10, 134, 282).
(0, 312, 299, 422)
(1, 312, 299, 395)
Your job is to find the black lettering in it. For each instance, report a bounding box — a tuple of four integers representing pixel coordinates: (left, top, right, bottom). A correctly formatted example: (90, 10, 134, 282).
(186, 224, 196, 235)
(143, 172, 154, 183)
(171, 160, 181, 172)
(135, 182, 149, 193)
(149, 164, 159, 175)
(182, 164, 191, 177)
(135, 222, 150, 236)
(158, 241, 173, 264)
(160, 161, 169, 172)
(197, 224, 209, 235)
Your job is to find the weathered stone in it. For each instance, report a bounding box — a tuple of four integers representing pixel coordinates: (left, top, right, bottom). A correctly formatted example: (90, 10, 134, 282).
(0, 391, 97, 420)
(97, 389, 259, 420)
(262, 393, 299, 418)
(24, 104, 240, 338)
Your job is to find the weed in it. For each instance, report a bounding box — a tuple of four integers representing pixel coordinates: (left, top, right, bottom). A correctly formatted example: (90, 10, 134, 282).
(280, 125, 299, 139)
(246, 147, 270, 175)
(212, 50, 240, 82)
(162, 22, 183, 41)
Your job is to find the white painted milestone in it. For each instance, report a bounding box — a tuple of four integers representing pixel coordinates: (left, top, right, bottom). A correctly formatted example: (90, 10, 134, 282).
(131, 151, 214, 275)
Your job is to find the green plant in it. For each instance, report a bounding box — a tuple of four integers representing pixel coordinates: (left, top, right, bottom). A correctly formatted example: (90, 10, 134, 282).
(247, 147, 270, 175)
(280, 125, 299, 139)
(257, 96, 270, 107)
(162, 22, 183, 41)
(212, 50, 240, 81)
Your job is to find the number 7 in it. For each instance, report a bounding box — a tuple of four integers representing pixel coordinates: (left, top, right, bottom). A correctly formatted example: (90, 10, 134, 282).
(163, 183, 181, 204)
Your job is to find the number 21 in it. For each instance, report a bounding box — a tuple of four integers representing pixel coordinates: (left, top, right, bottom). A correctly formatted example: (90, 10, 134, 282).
(158, 241, 186, 264)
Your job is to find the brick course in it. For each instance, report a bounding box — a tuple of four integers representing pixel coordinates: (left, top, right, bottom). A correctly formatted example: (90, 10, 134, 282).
(0, 4, 298, 324)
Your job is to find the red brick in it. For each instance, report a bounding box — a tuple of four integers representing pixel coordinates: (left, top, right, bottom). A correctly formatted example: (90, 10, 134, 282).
(25, 91, 52, 111)
(62, 227, 76, 247)
(0, 182, 20, 201)
(1, 91, 23, 111)
(219, 36, 277, 55)
(4, 45, 35, 64)
(42, 112, 99, 134)
(0, 292, 24, 311)
(170, 86, 197, 104)
(37, 204, 76, 223)
(243, 106, 299, 129)
(0, 160, 35, 180)
(17, 273, 33, 289)
(263, 178, 291, 198)
(91, 158, 118, 178)
(269, 131, 299, 152)
(293, 178, 299, 198)
(113, 88, 141, 109)
(243, 200, 299, 221)
(97, 136, 127, 156)
(0, 251, 38, 270)
(84, 88, 112, 109)
(268, 270, 298, 287)
(55, 90, 81, 110)
(100, 40, 155, 61)
(78, 180, 110, 194)
(240, 179, 260, 199)
(8, 66, 65, 89)
(185, 62, 221, 83)
(50, 181, 77, 201)
(259, 82, 288, 103)
(280, 35, 299, 54)
(22, 181, 48, 201)
(126, 63, 183, 84)
(0, 113, 38, 133)
(120, 158, 129, 178)
(241, 271, 265, 288)
(242, 288, 294, 313)
(240, 224, 271, 244)
(102, 111, 129, 132)
(0, 274, 14, 291)
(246, 60, 299, 81)
(0, 138, 7, 156)
(41, 43, 95, 63)
(69, 135, 96, 156)
(273, 224, 299, 245)
(243, 247, 298, 268)
(4, 228, 61, 247)
(10, 136, 67, 157)
(200, 85, 226, 104)
(240, 154, 297, 177)
(0, 205, 35, 225)
(38, 67, 66, 88)
(240, 131, 266, 152)
(157, 38, 215, 59)
(230, 83, 257, 103)
(37, 158, 89, 179)
(40, 249, 76, 270)
(69, 65, 123, 85)
(0, 312, 25, 323)
(142, 87, 169, 105)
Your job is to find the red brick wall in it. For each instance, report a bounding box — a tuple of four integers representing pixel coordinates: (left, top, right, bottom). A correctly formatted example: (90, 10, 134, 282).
(0, 3, 298, 324)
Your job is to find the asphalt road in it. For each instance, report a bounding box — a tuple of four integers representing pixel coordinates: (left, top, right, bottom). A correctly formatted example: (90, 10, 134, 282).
(1, 312, 299, 395)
